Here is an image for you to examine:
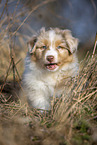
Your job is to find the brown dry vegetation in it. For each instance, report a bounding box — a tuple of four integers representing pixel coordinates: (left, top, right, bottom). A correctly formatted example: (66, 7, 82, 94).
(0, 54, 97, 145)
(0, 0, 97, 145)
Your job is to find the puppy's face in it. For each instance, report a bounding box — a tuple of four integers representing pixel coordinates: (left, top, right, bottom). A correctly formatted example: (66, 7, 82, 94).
(28, 28, 78, 72)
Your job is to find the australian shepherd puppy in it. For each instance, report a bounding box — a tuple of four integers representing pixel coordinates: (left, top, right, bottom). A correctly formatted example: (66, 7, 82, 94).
(22, 28, 79, 110)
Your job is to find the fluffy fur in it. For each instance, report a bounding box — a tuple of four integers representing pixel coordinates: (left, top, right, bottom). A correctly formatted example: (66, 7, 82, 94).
(22, 28, 79, 110)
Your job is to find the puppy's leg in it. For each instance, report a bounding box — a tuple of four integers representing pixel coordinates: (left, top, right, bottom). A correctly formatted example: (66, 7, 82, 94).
(27, 91, 50, 110)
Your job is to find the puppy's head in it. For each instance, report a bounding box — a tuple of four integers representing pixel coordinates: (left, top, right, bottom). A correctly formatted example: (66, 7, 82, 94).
(27, 28, 78, 72)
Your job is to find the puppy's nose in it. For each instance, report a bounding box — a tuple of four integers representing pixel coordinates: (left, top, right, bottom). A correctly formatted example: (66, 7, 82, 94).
(47, 55, 54, 62)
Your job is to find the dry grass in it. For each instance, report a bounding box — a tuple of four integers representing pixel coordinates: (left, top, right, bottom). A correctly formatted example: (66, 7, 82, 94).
(0, 54, 97, 145)
(0, 1, 97, 145)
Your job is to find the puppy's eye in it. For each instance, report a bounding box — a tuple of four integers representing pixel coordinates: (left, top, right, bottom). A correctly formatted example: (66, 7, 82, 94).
(57, 46, 63, 49)
(42, 46, 47, 49)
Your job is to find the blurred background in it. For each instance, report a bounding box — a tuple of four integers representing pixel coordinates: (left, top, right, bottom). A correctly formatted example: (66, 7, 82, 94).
(0, 0, 97, 80)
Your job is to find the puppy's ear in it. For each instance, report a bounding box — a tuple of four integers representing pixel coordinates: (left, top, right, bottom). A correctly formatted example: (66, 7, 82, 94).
(62, 30, 79, 53)
(40, 27, 45, 33)
(54, 28, 62, 34)
(27, 36, 37, 54)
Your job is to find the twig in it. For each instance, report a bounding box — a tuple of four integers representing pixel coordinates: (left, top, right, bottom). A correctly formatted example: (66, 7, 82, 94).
(12, 0, 20, 18)
(12, 0, 55, 36)
(14, 60, 21, 81)
(0, 0, 8, 20)
(87, 115, 97, 121)
(90, 0, 97, 18)
(16, 58, 22, 65)
(0, 61, 12, 94)
(1, 94, 12, 103)
(5, 2, 21, 86)
(92, 32, 97, 58)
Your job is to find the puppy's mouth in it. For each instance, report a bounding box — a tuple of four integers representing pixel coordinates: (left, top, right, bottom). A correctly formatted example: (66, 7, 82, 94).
(45, 63, 60, 70)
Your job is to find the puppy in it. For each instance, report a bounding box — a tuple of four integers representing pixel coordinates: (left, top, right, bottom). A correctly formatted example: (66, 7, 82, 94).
(22, 28, 79, 110)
